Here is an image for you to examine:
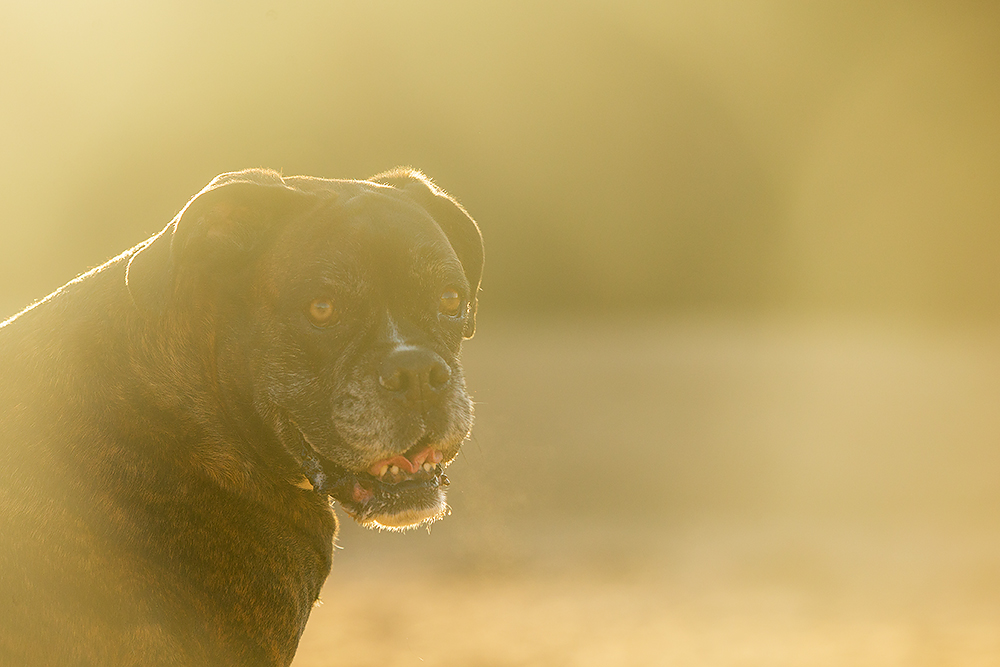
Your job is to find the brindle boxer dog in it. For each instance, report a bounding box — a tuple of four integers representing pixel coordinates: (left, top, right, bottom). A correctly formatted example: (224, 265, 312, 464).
(0, 168, 483, 666)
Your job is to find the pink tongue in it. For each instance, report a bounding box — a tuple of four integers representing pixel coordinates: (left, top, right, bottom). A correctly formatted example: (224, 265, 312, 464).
(368, 446, 443, 475)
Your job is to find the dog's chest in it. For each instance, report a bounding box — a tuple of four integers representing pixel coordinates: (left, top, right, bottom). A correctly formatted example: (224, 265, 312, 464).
(118, 482, 336, 663)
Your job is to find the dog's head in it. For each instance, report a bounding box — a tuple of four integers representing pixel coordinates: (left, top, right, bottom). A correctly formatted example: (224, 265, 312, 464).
(126, 168, 483, 530)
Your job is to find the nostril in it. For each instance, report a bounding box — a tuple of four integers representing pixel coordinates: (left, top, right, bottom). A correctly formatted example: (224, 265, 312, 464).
(379, 368, 406, 392)
(429, 361, 451, 389)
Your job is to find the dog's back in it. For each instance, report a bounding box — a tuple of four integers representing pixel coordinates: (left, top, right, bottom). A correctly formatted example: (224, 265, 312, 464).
(0, 263, 180, 663)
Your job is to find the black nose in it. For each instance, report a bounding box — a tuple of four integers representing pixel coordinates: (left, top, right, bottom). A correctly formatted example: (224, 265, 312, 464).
(379, 348, 452, 404)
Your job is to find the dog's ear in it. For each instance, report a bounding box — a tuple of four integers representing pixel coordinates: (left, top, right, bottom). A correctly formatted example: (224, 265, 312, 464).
(371, 168, 484, 338)
(127, 169, 316, 312)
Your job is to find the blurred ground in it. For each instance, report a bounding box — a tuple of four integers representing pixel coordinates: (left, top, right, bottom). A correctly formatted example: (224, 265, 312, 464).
(293, 317, 1000, 666)
(297, 521, 1000, 667)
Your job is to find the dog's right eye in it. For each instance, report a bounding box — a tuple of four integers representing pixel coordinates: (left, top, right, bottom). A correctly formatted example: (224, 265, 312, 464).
(438, 288, 462, 318)
(307, 298, 338, 326)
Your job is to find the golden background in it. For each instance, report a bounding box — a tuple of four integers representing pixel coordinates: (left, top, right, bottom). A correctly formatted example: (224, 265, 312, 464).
(3, 2, 1000, 664)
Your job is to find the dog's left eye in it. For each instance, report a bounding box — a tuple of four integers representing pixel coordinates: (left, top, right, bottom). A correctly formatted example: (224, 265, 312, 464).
(439, 288, 462, 318)
(307, 298, 338, 326)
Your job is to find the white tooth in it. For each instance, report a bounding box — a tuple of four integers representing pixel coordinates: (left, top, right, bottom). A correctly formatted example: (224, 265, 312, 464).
(423, 463, 433, 472)
(390, 465, 399, 475)
(378, 465, 388, 478)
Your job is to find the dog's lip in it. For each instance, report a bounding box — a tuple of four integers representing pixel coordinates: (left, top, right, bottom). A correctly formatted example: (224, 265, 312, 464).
(338, 444, 452, 529)
(366, 445, 444, 477)
(289, 420, 456, 528)
(290, 417, 454, 479)
(350, 464, 448, 498)
(339, 464, 451, 529)
(354, 443, 449, 496)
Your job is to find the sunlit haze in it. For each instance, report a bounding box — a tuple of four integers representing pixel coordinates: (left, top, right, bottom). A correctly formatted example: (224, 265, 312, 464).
(3, 2, 1000, 664)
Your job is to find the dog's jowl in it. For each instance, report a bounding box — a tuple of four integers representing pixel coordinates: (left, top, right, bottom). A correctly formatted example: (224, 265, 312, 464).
(0, 169, 483, 666)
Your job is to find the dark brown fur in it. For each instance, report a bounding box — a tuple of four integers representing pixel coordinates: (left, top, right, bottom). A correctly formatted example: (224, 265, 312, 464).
(0, 169, 483, 666)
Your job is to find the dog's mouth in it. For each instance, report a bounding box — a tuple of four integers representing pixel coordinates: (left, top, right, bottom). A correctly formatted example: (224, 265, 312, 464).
(337, 442, 451, 530)
(295, 428, 453, 531)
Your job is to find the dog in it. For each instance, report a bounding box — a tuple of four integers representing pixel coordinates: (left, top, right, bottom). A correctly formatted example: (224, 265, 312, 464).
(0, 168, 483, 666)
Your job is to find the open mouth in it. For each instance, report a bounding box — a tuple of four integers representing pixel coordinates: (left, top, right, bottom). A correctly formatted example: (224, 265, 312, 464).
(322, 442, 452, 530)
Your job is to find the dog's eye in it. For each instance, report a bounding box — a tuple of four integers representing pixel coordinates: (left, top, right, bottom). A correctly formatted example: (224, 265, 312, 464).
(439, 288, 462, 317)
(308, 298, 337, 326)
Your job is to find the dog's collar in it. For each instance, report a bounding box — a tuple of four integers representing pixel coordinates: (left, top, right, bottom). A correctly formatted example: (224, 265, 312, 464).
(283, 414, 354, 500)
(299, 453, 337, 496)
(296, 439, 358, 503)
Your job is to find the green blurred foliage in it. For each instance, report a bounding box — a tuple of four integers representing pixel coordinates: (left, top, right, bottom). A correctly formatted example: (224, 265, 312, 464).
(1, 1, 999, 321)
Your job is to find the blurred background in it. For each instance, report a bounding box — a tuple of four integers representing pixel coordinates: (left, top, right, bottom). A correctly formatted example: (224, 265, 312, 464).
(4, 1, 1000, 664)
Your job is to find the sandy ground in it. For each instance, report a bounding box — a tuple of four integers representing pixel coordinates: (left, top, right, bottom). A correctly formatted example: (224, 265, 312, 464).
(291, 318, 1000, 666)
(295, 521, 1000, 667)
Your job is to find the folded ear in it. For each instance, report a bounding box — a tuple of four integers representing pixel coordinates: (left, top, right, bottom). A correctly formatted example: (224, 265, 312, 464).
(126, 169, 317, 313)
(370, 168, 484, 338)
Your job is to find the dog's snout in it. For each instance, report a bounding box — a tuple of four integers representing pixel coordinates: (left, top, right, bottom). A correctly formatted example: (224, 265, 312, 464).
(379, 348, 452, 404)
